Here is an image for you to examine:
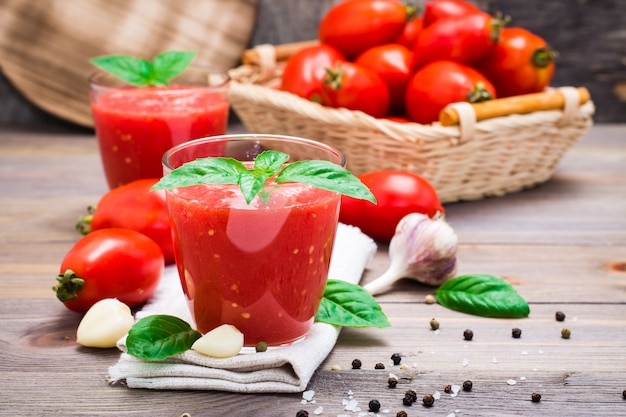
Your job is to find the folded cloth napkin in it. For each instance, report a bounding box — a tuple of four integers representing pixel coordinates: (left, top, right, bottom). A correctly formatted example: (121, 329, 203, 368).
(108, 223, 377, 393)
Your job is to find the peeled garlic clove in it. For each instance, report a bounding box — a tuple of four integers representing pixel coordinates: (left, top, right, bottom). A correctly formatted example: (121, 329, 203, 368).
(76, 298, 134, 348)
(191, 324, 244, 358)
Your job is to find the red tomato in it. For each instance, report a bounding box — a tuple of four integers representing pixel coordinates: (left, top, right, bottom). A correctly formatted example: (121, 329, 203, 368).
(476, 27, 557, 97)
(53, 228, 164, 313)
(412, 11, 508, 69)
(354, 43, 413, 114)
(395, 16, 423, 49)
(321, 61, 390, 118)
(339, 170, 444, 242)
(280, 44, 345, 102)
(405, 60, 496, 124)
(77, 178, 174, 264)
(422, 0, 482, 27)
(318, 0, 410, 59)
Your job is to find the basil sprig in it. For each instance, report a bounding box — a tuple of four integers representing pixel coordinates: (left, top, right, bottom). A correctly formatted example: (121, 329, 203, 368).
(435, 274, 530, 318)
(125, 280, 389, 361)
(152, 150, 376, 204)
(90, 50, 197, 87)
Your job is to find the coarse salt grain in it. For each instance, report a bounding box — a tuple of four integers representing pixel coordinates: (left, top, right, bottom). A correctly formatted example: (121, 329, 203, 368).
(450, 384, 461, 397)
(507, 379, 517, 385)
(302, 390, 315, 401)
(313, 406, 323, 415)
(521, 350, 528, 355)
(433, 391, 441, 400)
(446, 414, 456, 417)
(492, 357, 498, 364)
(462, 358, 469, 367)
(520, 376, 526, 381)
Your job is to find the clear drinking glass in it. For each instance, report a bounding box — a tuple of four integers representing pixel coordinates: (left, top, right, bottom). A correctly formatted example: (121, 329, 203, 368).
(162, 134, 346, 346)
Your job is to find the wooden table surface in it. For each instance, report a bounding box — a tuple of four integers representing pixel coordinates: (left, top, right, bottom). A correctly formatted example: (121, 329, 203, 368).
(1, 124, 625, 416)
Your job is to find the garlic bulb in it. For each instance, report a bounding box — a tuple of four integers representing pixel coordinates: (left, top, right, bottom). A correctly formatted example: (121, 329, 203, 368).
(364, 212, 458, 295)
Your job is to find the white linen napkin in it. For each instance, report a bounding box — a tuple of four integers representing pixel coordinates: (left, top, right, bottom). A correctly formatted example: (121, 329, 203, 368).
(108, 223, 377, 393)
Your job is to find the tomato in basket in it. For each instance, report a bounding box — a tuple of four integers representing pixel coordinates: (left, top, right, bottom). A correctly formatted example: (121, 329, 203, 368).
(405, 60, 496, 125)
(339, 170, 444, 242)
(422, 0, 482, 28)
(355, 43, 413, 114)
(476, 27, 557, 97)
(318, 0, 410, 59)
(321, 61, 390, 118)
(280, 44, 345, 102)
(411, 10, 508, 70)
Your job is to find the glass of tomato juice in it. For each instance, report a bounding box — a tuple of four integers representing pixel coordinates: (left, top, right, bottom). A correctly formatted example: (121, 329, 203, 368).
(162, 135, 345, 346)
(89, 68, 230, 189)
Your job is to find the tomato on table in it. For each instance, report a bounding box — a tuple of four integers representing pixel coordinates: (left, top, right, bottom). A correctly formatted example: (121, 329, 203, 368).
(318, 0, 411, 59)
(405, 60, 496, 124)
(355, 43, 413, 114)
(321, 61, 390, 118)
(339, 170, 444, 242)
(77, 178, 175, 264)
(53, 228, 164, 313)
(476, 27, 557, 97)
(280, 44, 345, 102)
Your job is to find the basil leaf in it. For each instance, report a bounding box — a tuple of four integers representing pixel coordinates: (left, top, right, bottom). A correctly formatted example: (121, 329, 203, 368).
(435, 274, 530, 318)
(152, 157, 247, 190)
(90, 50, 196, 87)
(316, 279, 391, 328)
(276, 160, 376, 203)
(126, 315, 202, 361)
(253, 150, 289, 174)
(152, 51, 197, 86)
(239, 171, 270, 204)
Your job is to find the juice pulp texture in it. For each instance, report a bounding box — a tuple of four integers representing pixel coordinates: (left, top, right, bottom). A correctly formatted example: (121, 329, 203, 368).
(91, 87, 229, 188)
(167, 182, 341, 346)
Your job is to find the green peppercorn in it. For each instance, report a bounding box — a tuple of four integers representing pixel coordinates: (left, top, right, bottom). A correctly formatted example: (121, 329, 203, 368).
(351, 358, 362, 369)
(396, 411, 408, 417)
(512, 328, 522, 339)
(463, 329, 473, 341)
(388, 377, 398, 388)
(368, 399, 381, 412)
(422, 393, 435, 407)
(561, 328, 571, 339)
(555, 311, 566, 321)
(391, 352, 402, 365)
(255, 341, 268, 352)
(375, 362, 385, 369)
(295, 410, 309, 417)
(462, 380, 473, 391)
(531, 392, 542, 402)
(444, 384, 452, 393)
(430, 318, 440, 330)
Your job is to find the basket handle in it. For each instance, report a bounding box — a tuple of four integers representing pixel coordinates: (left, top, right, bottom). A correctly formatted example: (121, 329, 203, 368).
(439, 87, 591, 126)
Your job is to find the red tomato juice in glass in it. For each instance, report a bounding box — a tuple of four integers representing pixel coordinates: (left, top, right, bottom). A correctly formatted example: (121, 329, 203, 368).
(166, 182, 341, 346)
(91, 88, 229, 188)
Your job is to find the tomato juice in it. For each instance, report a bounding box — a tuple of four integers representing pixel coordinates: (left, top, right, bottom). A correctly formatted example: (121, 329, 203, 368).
(89, 70, 230, 189)
(167, 182, 340, 346)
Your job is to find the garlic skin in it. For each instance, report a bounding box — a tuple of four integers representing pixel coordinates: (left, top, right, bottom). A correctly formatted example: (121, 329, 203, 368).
(364, 212, 458, 295)
(76, 298, 134, 348)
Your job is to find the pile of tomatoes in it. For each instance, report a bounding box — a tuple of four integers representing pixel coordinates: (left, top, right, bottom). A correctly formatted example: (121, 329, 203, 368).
(280, 0, 557, 124)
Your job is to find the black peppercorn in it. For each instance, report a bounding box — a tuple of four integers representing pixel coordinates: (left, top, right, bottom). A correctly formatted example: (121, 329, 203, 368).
(622, 389, 626, 399)
(396, 411, 408, 417)
(402, 396, 413, 406)
(404, 389, 417, 403)
(351, 358, 362, 369)
(375, 362, 385, 369)
(368, 399, 381, 413)
(388, 377, 398, 388)
(444, 384, 452, 393)
(295, 410, 309, 417)
(430, 318, 440, 330)
(555, 311, 566, 321)
(462, 380, 473, 391)
(422, 393, 435, 407)
(512, 328, 522, 339)
(531, 392, 542, 403)
(391, 352, 402, 365)
(463, 329, 474, 341)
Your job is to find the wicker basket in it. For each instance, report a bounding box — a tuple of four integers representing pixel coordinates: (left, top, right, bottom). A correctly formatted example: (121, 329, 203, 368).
(227, 43, 595, 203)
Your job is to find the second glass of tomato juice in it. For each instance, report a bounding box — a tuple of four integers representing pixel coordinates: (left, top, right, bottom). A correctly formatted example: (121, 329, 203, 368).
(161, 135, 345, 346)
(89, 68, 230, 189)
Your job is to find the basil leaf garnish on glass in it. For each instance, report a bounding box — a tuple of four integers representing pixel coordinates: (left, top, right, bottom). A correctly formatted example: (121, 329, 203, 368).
(90, 50, 197, 87)
(435, 274, 530, 318)
(152, 150, 377, 204)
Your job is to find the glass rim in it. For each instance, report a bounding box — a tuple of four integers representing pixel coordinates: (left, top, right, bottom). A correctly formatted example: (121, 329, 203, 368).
(162, 134, 347, 171)
(88, 65, 231, 92)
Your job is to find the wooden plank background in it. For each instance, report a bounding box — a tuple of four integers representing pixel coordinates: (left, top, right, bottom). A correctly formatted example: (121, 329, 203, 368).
(1, 0, 625, 126)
